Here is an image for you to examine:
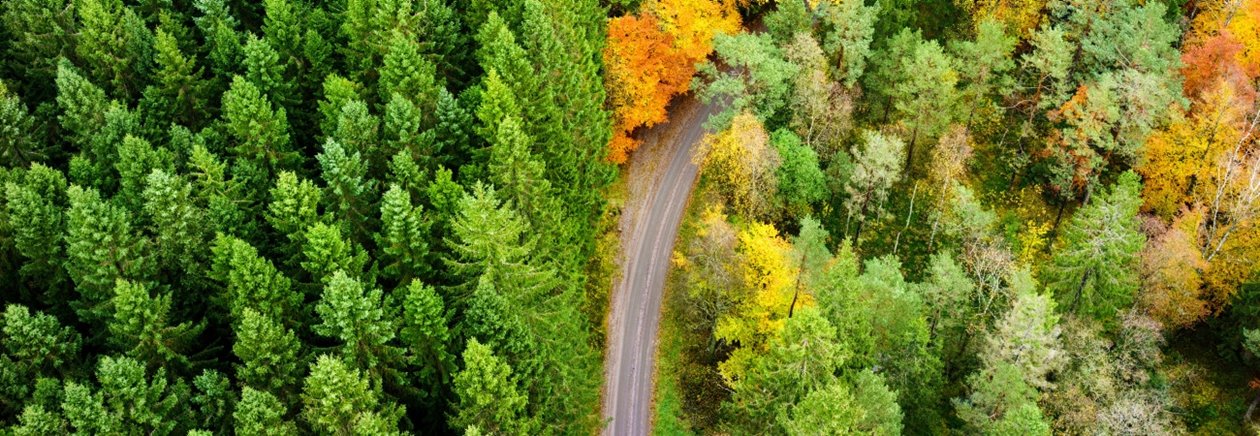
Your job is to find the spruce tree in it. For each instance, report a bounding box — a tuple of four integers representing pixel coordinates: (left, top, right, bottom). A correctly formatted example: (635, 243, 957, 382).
(234, 387, 298, 436)
(108, 279, 202, 369)
(64, 185, 153, 329)
(221, 75, 296, 172)
(378, 184, 431, 284)
(233, 308, 303, 399)
(4, 164, 68, 297)
(449, 338, 531, 435)
(1048, 171, 1146, 321)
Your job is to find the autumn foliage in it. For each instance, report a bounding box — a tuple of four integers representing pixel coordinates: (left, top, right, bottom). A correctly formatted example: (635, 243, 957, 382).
(1139, 0, 1260, 314)
(603, 0, 741, 163)
(1180, 32, 1257, 104)
(604, 15, 693, 163)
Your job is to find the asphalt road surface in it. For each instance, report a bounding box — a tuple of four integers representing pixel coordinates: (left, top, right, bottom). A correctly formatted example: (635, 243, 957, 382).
(603, 96, 717, 436)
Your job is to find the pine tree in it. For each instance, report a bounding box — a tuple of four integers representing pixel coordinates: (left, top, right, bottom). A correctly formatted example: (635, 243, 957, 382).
(764, 0, 811, 44)
(844, 131, 905, 242)
(817, 0, 878, 86)
(892, 39, 960, 172)
(727, 306, 847, 434)
(697, 33, 801, 129)
(949, 18, 1017, 129)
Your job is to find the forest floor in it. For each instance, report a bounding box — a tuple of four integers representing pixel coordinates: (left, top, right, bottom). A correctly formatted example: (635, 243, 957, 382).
(603, 95, 718, 435)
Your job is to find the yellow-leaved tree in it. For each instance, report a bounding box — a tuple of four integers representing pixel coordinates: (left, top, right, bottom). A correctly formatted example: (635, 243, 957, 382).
(716, 221, 803, 385)
(1140, 81, 1247, 220)
(954, 0, 1046, 38)
(644, 0, 741, 65)
(693, 112, 781, 218)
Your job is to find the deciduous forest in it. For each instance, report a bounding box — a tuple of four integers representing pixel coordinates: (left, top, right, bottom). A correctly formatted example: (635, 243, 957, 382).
(0, 0, 1256, 434)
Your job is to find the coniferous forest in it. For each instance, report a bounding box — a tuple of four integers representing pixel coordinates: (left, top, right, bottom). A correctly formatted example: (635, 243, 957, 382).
(0, 0, 1258, 434)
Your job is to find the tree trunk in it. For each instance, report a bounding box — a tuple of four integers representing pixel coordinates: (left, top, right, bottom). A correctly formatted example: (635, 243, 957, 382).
(853, 197, 870, 246)
(905, 125, 919, 176)
(1071, 269, 1092, 314)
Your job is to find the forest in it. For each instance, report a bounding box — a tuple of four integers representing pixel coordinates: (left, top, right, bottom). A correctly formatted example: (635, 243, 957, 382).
(0, 0, 1256, 434)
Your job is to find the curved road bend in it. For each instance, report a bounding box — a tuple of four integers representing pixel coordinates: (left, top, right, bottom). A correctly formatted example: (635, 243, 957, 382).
(603, 96, 718, 436)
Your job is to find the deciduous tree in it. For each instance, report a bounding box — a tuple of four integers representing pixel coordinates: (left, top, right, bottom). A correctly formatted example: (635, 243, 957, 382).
(603, 14, 692, 163)
(844, 131, 905, 242)
(694, 112, 780, 218)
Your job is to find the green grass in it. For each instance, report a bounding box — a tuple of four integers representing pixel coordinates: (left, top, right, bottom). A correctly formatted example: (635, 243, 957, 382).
(654, 292, 696, 436)
(652, 181, 725, 434)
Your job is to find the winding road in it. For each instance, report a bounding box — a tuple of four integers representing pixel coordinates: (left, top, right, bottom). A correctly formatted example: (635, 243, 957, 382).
(603, 96, 717, 436)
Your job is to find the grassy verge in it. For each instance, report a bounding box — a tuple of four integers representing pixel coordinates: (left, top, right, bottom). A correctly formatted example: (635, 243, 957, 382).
(652, 181, 725, 434)
(587, 173, 629, 349)
(654, 287, 695, 435)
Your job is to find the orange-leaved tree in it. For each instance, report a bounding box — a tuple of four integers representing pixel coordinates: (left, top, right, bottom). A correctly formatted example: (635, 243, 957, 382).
(604, 15, 693, 163)
(603, 0, 740, 163)
(1181, 31, 1257, 104)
